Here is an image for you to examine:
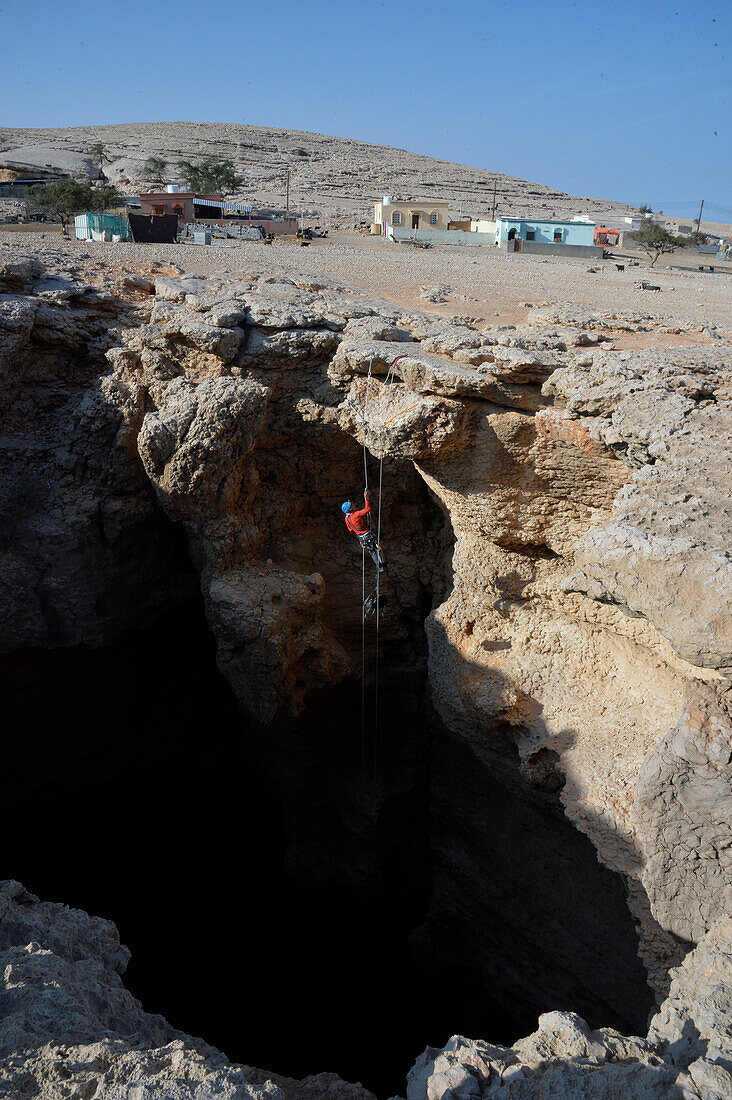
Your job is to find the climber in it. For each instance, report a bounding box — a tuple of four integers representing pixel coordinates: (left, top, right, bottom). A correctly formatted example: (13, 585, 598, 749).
(341, 491, 386, 573)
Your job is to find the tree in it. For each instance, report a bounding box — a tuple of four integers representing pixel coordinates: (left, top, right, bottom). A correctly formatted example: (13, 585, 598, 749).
(176, 157, 243, 196)
(30, 181, 122, 233)
(89, 141, 109, 177)
(142, 156, 168, 181)
(631, 220, 681, 267)
(89, 184, 123, 213)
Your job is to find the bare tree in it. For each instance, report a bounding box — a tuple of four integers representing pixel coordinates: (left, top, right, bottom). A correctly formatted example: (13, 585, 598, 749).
(631, 221, 680, 267)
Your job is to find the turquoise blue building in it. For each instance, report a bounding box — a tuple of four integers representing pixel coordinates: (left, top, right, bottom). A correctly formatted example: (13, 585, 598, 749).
(495, 218, 596, 246)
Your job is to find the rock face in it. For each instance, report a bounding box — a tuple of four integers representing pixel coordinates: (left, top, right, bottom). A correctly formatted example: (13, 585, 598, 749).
(0, 880, 375, 1100)
(633, 681, 732, 944)
(546, 348, 732, 670)
(2, 251, 731, 1097)
(0, 254, 196, 652)
(4, 873, 729, 1100)
(407, 916, 732, 1099)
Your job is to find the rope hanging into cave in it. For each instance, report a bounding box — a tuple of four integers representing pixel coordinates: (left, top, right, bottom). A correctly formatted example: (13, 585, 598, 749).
(357, 355, 407, 776)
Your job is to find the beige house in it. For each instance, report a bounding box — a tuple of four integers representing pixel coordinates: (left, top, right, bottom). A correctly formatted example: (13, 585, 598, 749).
(374, 198, 451, 232)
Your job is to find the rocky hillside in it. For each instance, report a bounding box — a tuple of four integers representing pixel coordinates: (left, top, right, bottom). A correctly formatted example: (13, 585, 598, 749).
(1, 250, 731, 1098)
(0, 121, 635, 225)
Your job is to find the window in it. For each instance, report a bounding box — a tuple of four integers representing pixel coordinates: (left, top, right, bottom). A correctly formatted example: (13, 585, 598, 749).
(554, 230, 562, 243)
(526, 230, 535, 241)
(429, 212, 438, 225)
(392, 211, 402, 225)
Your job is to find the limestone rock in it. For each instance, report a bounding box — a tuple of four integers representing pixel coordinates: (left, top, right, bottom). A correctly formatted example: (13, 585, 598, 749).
(633, 682, 732, 942)
(137, 375, 270, 518)
(343, 315, 412, 342)
(548, 349, 732, 669)
(649, 917, 732, 1094)
(0, 261, 196, 652)
(407, 916, 732, 1098)
(0, 881, 375, 1100)
(333, 341, 546, 410)
(6, 256, 732, 1067)
(338, 376, 470, 460)
(0, 255, 45, 290)
(209, 566, 349, 722)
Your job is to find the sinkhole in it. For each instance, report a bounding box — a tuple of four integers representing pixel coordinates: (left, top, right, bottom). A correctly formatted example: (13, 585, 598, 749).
(1, 592, 654, 1097)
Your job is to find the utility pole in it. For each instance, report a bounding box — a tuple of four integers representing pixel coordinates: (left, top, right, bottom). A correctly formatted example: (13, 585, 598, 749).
(695, 199, 704, 234)
(491, 180, 497, 220)
(286, 168, 290, 216)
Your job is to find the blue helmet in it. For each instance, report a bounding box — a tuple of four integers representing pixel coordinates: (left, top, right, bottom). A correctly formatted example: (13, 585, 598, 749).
(341, 501, 352, 514)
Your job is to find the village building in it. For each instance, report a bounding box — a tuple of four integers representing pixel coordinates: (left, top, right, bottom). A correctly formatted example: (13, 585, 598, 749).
(138, 190, 240, 221)
(495, 218, 596, 247)
(471, 218, 497, 235)
(137, 188, 298, 235)
(573, 213, 641, 232)
(374, 197, 451, 233)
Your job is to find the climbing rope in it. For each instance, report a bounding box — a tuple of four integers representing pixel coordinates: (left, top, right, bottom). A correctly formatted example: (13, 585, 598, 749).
(372, 355, 403, 769)
(360, 359, 374, 786)
(355, 354, 409, 782)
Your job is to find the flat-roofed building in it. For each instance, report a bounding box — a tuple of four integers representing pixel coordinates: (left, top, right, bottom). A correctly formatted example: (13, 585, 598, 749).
(138, 190, 298, 234)
(139, 191, 225, 220)
(496, 218, 596, 246)
(374, 197, 451, 233)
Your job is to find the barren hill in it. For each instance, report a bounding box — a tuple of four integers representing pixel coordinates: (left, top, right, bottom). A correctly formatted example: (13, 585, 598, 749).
(0, 120, 634, 225)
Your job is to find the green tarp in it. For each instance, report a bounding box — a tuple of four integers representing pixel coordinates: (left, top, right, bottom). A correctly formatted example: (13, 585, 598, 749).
(84, 212, 133, 242)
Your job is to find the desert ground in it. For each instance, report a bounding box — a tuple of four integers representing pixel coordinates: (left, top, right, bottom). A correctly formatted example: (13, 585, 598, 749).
(2, 226, 730, 339)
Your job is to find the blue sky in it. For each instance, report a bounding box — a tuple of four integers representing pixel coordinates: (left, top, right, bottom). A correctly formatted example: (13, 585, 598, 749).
(1, 0, 729, 219)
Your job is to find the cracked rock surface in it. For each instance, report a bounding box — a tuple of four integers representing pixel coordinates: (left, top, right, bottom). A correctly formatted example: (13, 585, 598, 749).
(547, 347, 732, 670)
(2, 251, 731, 1098)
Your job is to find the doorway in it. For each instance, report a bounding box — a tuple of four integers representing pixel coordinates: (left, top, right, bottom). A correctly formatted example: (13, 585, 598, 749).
(412, 214, 420, 229)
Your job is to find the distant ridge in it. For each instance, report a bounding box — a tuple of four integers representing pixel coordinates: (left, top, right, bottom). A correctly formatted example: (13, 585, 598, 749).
(0, 121, 634, 225)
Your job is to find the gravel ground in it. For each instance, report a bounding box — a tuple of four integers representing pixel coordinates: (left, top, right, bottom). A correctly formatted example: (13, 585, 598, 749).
(2, 230, 730, 330)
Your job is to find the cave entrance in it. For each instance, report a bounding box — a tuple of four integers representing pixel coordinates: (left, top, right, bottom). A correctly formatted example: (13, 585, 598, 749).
(1, 589, 654, 1096)
(0, 597, 497, 1096)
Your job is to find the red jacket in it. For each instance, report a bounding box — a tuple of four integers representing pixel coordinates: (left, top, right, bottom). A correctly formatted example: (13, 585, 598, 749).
(345, 498, 370, 535)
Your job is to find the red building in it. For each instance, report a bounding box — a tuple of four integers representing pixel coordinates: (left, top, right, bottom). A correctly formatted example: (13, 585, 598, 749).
(137, 190, 299, 235)
(139, 191, 222, 221)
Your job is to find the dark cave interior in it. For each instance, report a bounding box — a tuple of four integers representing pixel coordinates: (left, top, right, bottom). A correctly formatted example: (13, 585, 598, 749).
(1, 595, 654, 1097)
